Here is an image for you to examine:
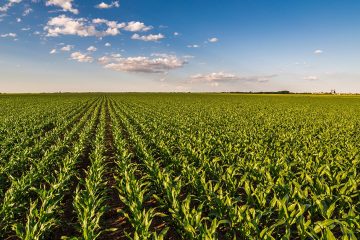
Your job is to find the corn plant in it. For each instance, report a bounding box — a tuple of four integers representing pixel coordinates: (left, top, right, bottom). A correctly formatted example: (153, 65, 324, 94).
(72, 99, 108, 240)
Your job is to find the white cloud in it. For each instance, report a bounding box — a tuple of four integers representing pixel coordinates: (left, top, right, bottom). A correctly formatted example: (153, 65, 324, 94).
(45, 15, 96, 37)
(92, 18, 125, 36)
(0, 0, 22, 13)
(98, 54, 122, 65)
(91, 18, 106, 24)
(99, 54, 186, 73)
(1, 32, 17, 37)
(151, 53, 173, 58)
(104, 27, 119, 36)
(60, 44, 73, 51)
(50, 49, 57, 54)
(314, 49, 323, 54)
(131, 33, 164, 42)
(46, 17, 154, 37)
(303, 76, 319, 81)
(174, 32, 179, 36)
(98, 56, 111, 65)
(92, 18, 124, 28)
(46, 0, 79, 14)
(95, 1, 119, 9)
(124, 21, 152, 32)
(87, 46, 97, 52)
(16, 17, 21, 22)
(22, 8, 32, 16)
(70, 51, 93, 63)
(187, 44, 199, 48)
(191, 72, 240, 83)
(208, 37, 218, 43)
(21, 27, 30, 31)
(190, 72, 276, 85)
(183, 55, 195, 59)
(45, 15, 124, 37)
(104, 42, 111, 47)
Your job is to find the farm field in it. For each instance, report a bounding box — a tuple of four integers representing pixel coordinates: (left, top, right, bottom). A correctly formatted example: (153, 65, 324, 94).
(0, 93, 359, 240)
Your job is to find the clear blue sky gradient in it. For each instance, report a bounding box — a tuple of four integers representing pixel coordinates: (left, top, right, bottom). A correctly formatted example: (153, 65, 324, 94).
(0, 0, 359, 92)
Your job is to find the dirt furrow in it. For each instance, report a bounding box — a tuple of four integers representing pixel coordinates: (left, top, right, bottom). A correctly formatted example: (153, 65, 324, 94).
(99, 97, 131, 240)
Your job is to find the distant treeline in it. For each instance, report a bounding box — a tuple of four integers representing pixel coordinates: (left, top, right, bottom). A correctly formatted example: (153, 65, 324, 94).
(225, 91, 292, 94)
(223, 91, 360, 95)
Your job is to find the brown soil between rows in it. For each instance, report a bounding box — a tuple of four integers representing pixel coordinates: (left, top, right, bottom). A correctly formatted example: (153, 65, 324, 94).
(99, 98, 132, 240)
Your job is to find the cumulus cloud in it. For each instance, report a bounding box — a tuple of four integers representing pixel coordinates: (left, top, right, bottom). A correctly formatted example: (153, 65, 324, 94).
(95, 1, 119, 9)
(131, 33, 164, 42)
(46, 0, 79, 14)
(303, 76, 319, 81)
(123, 21, 152, 32)
(0, 0, 22, 13)
(70, 51, 93, 63)
(187, 44, 199, 48)
(50, 49, 57, 54)
(45, 15, 96, 37)
(45, 15, 125, 37)
(190, 72, 276, 85)
(45, 16, 154, 37)
(60, 44, 73, 51)
(104, 42, 111, 47)
(174, 32, 179, 36)
(87, 46, 97, 52)
(98, 54, 121, 65)
(92, 18, 124, 28)
(92, 18, 125, 35)
(98, 56, 111, 65)
(22, 8, 32, 16)
(98, 54, 186, 73)
(191, 72, 239, 83)
(151, 53, 173, 58)
(1, 32, 17, 37)
(208, 37, 218, 43)
(314, 49, 323, 54)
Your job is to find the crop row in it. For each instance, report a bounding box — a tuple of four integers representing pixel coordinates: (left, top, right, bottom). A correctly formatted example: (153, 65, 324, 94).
(0, 94, 359, 240)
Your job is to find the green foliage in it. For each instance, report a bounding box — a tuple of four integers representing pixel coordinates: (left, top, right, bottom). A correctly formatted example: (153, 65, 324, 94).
(0, 93, 359, 239)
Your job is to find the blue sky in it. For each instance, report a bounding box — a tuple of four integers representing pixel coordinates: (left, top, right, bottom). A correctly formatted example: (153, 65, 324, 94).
(1, 0, 360, 93)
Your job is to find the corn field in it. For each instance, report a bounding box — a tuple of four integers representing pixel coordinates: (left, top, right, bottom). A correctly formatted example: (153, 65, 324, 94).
(0, 93, 359, 240)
